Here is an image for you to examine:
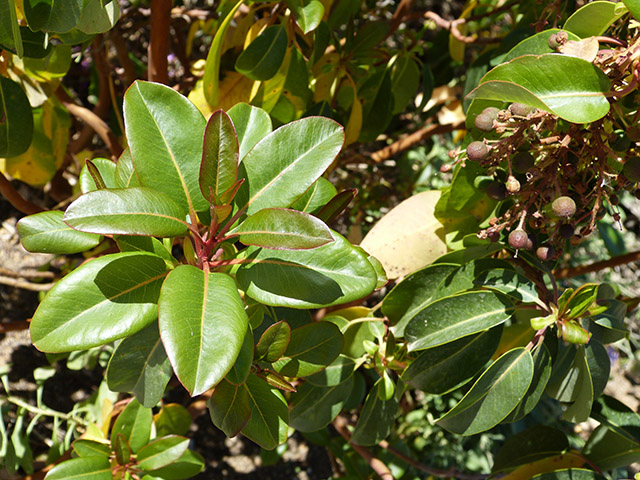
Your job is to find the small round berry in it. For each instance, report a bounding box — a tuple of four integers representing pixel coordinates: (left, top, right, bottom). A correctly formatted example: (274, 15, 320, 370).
(512, 152, 535, 174)
(551, 196, 577, 218)
(609, 194, 619, 206)
(481, 107, 500, 120)
(486, 181, 507, 201)
(509, 103, 535, 117)
(525, 235, 536, 250)
(548, 31, 568, 49)
(508, 229, 529, 249)
(623, 156, 640, 183)
(506, 175, 521, 193)
(536, 245, 555, 261)
(559, 223, 575, 239)
(474, 113, 494, 132)
(466, 141, 489, 161)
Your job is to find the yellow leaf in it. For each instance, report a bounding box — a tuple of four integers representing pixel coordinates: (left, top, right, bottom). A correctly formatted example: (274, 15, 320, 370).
(252, 47, 292, 112)
(360, 191, 447, 279)
(500, 452, 586, 480)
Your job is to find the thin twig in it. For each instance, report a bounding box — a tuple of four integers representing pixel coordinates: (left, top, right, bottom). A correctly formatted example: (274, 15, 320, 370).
(0, 275, 55, 291)
(0, 172, 44, 215)
(554, 250, 640, 279)
(332, 416, 394, 480)
(424, 11, 502, 44)
(0, 267, 55, 279)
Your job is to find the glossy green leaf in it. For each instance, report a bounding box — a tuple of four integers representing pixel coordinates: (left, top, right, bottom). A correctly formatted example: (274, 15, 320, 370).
(624, 0, 640, 20)
(106, 322, 173, 408)
(290, 377, 353, 432)
(235, 116, 344, 215)
(111, 398, 152, 453)
(17, 210, 101, 254)
(226, 328, 254, 385)
(116, 236, 178, 268)
(241, 375, 289, 450)
(390, 54, 420, 114)
(227, 103, 272, 161)
(16, 27, 50, 58)
(79, 158, 117, 193)
(124, 81, 207, 213)
(562, 284, 598, 320)
(358, 67, 393, 142)
(159, 266, 248, 396)
(405, 290, 514, 351)
(137, 436, 190, 471)
(564, 1, 627, 38)
(272, 321, 343, 377)
(382, 263, 459, 337)
(208, 379, 252, 437)
(255, 320, 290, 362)
(233, 208, 334, 249)
(290, 177, 338, 214)
(350, 378, 399, 446)
(531, 469, 606, 480)
(287, 0, 324, 33)
(140, 449, 205, 479)
(0, 76, 33, 157)
(237, 231, 376, 308)
(0, 0, 22, 57)
(31, 252, 168, 352)
(44, 457, 111, 480)
(24, 0, 83, 33)
(467, 55, 610, 123)
(72, 440, 112, 458)
(200, 110, 238, 200)
(403, 327, 502, 394)
(583, 425, 640, 471)
(591, 394, 640, 442)
(306, 354, 357, 386)
(154, 404, 192, 437)
(114, 434, 131, 465)
(76, 0, 120, 35)
(114, 148, 140, 188)
(503, 29, 581, 62)
(474, 269, 542, 306)
(64, 188, 189, 237)
(493, 425, 569, 471)
(437, 348, 534, 436)
(235, 25, 288, 81)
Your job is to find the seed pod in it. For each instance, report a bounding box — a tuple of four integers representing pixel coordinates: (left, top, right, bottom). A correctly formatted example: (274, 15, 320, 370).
(466, 141, 489, 161)
(623, 156, 640, 183)
(551, 196, 577, 218)
(505, 175, 521, 193)
(508, 229, 529, 249)
(481, 106, 500, 120)
(512, 151, 535, 173)
(474, 113, 494, 132)
(509, 103, 535, 117)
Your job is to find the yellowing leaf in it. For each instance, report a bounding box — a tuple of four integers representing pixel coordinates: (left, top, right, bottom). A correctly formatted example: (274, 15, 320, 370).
(360, 191, 447, 279)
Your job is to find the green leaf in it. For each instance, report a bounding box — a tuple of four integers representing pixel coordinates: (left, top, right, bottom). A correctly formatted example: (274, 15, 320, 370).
(159, 266, 248, 396)
(44, 457, 111, 480)
(564, 1, 627, 38)
(72, 440, 112, 458)
(227, 103, 272, 161)
(79, 158, 117, 193)
(200, 110, 239, 199)
(272, 321, 343, 377)
(24, 0, 83, 33)
(306, 354, 357, 387)
(235, 116, 344, 215)
(531, 469, 606, 480)
(289, 377, 353, 432)
(290, 177, 338, 214)
(0, 76, 33, 157)
(474, 269, 542, 306)
(116, 236, 178, 268)
(17, 27, 50, 58)
(0, 0, 22, 57)
(402, 327, 503, 394)
(286, 0, 324, 33)
(358, 67, 393, 142)
(140, 449, 204, 479)
(235, 25, 288, 81)
(233, 208, 334, 249)
(106, 322, 173, 408)
(350, 378, 399, 446)
(241, 375, 289, 450)
(493, 425, 569, 471)
(237, 231, 376, 308)
(30, 252, 169, 352)
(255, 320, 290, 362)
(226, 328, 254, 385)
(583, 425, 640, 471)
(75, 0, 120, 35)
(382, 263, 459, 337)
(562, 284, 598, 320)
(390, 54, 420, 114)
(114, 434, 131, 465)
(114, 148, 140, 188)
(137, 436, 190, 472)
(466, 54, 610, 123)
(208, 379, 252, 438)
(155, 404, 192, 437)
(405, 290, 514, 351)
(63, 188, 189, 237)
(503, 29, 581, 62)
(316, 188, 356, 224)
(623, 0, 640, 20)
(437, 348, 534, 436)
(111, 398, 152, 453)
(17, 210, 101, 254)
(124, 81, 207, 213)
(591, 394, 640, 442)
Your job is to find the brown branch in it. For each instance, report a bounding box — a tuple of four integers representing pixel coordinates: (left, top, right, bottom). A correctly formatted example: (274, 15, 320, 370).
(56, 89, 123, 158)
(332, 416, 394, 480)
(0, 172, 44, 215)
(0, 275, 55, 291)
(148, 0, 172, 84)
(370, 121, 465, 163)
(0, 321, 30, 333)
(0, 267, 55, 279)
(424, 11, 502, 44)
(554, 250, 640, 279)
(388, 0, 414, 37)
(109, 27, 138, 88)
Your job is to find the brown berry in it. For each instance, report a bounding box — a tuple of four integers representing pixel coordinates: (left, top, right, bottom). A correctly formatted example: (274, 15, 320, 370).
(467, 141, 489, 161)
(551, 196, 577, 218)
(559, 223, 574, 239)
(481, 107, 500, 120)
(509, 103, 535, 116)
(486, 181, 507, 201)
(474, 113, 494, 132)
(536, 245, 555, 261)
(623, 156, 640, 183)
(506, 175, 521, 193)
(508, 229, 529, 249)
(548, 31, 568, 49)
(512, 152, 535, 174)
